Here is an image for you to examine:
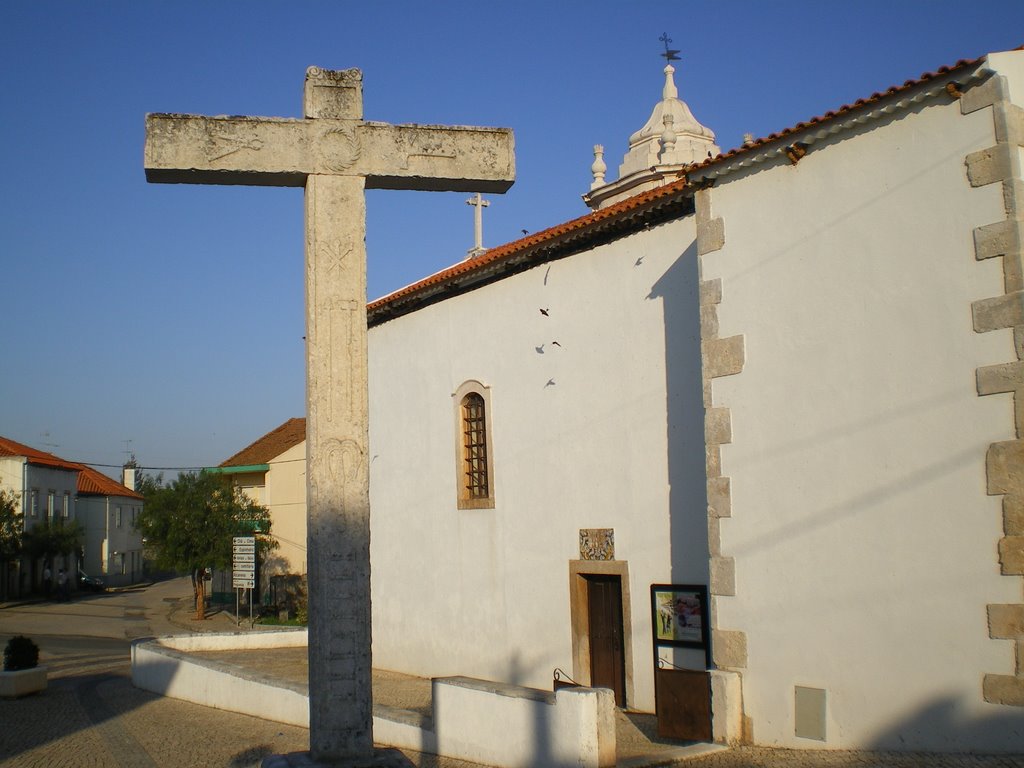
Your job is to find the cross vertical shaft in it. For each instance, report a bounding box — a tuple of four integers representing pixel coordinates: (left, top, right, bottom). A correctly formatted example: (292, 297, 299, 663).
(144, 65, 513, 766)
(305, 174, 372, 760)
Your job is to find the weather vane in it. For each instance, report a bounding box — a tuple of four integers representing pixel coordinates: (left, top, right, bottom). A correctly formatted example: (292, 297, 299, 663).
(659, 32, 681, 63)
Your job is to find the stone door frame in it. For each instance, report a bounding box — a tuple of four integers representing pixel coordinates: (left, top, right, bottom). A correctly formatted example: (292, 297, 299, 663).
(568, 559, 635, 708)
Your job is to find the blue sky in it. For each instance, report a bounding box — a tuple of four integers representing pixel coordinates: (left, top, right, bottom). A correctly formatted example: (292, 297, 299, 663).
(2, 1, 1023, 476)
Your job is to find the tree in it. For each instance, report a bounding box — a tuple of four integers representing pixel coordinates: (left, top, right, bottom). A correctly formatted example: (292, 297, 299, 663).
(22, 517, 84, 589)
(0, 489, 22, 601)
(136, 471, 273, 619)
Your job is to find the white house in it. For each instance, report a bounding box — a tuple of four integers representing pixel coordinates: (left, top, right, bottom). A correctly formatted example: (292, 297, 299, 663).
(214, 417, 308, 579)
(0, 435, 144, 595)
(75, 464, 145, 587)
(228, 46, 1024, 752)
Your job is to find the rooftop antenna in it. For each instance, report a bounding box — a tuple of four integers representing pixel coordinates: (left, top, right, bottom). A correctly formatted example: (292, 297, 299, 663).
(659, 32, 681, 63)
(123, 439, 133, 462)
(39, 431, 59, 450)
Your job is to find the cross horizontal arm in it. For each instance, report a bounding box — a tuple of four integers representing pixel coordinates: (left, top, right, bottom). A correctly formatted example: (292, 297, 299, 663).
(145, 114, 311, 186)
(144, 114, 515, 192)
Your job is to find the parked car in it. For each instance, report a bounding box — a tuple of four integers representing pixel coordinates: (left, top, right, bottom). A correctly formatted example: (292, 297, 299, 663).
(77, 571, 105, 593)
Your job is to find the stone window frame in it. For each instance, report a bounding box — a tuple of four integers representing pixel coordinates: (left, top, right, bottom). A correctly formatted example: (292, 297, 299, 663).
(453, 379, 495, 510)
(30, 489, 38, 517)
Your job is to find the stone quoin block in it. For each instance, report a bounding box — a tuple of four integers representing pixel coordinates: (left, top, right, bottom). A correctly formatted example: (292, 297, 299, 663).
(697, 217, 726, 256)
(701, 304, 720, 339)
(705, 407, 733, 446)
(983, 674, 1024, 706)
(704, 335, 746, 379)
(977, 361, 1024, 395)
(974, 291, 1024, 332)
(993, 102, 1024, 145)
(966, 145, 1014, 187)
(974, 219, 1023, 261)
(707, 476, 732, 518)
(988, 603, 1024, 639)
(960, 74, 1009, 115)
(998, 536, 1024, 575)
(988, 441, 1024, 495)
(700, 278, 723, 306)
(1005, 495, 1024, 535)
(712, 630, 748, 670)
(710, 556, 736, 597)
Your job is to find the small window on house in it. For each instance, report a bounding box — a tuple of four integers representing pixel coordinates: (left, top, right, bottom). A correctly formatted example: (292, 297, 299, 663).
(453, 380, 495, 509)
(62, 492, 70, 518)
(30, 490, 38, 517)
(47, 491, 55, 519)
(115, 507, 122, 528)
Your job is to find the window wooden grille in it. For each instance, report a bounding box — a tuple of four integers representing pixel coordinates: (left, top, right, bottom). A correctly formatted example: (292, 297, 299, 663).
(461, 393, 489, 499)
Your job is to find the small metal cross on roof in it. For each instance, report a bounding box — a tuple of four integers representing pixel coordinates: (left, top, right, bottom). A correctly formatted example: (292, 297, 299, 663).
(659, 32, 681, 63)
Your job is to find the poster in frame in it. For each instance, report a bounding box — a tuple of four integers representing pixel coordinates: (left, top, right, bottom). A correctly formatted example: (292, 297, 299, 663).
(650, 584, 709, 649)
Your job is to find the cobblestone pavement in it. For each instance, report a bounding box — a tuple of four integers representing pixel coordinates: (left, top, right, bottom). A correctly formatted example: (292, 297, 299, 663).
(3, 581, 1024, 767)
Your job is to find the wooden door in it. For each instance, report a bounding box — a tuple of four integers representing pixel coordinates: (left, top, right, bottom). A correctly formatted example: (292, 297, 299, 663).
(587, 575, 626, 707)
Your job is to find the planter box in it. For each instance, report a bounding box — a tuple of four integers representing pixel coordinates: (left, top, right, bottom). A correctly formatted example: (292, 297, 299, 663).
(0, 666, 47, 698)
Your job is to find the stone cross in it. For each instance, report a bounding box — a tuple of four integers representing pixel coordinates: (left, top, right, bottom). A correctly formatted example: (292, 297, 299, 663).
(465, 191, 489, 258)
(145, 67, 514, 766)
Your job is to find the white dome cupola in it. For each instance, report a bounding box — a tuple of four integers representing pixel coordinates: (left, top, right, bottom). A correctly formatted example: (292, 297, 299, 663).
(584, 45, 719, 211)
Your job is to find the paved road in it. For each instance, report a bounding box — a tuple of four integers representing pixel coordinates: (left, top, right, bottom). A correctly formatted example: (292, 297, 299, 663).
(0, 579, 489, 768)
(2, 580, 1023, 767)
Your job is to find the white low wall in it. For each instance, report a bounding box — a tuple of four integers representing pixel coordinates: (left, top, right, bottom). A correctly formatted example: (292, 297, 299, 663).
(131, 631, 616, 768)
(433, 677, 615, 768)
(131, 630, 309, 727)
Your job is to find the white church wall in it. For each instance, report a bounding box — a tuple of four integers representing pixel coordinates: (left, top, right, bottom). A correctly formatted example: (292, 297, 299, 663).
(369, 215, 705, 713)
(703, 83, 1021, 750)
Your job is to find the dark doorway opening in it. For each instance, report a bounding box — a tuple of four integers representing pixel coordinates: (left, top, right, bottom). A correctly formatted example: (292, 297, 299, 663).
(586, 574, 626, 707)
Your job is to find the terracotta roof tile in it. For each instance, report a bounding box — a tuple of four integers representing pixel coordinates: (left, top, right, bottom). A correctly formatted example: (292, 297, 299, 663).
(684, 54, 999, 174)
(220, 418, 306, 467)
(367, 49, 1012, 324)
(0, 435, 142, 500)
(77, 465, 143, 500)
(0, 435, 79, 471)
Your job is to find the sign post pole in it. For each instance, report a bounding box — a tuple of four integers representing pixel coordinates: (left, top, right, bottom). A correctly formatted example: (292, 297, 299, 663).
(232, 536, 257, 627)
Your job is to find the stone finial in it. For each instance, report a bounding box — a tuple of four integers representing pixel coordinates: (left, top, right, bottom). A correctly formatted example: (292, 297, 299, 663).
(660, 114, 677, 162)
(591, 144, 607, 190)
(662, 63, 679, 100)
(743, 133, 755, 146)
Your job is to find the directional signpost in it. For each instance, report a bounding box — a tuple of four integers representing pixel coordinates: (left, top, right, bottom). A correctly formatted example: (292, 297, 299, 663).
(233, 536, 256, 625)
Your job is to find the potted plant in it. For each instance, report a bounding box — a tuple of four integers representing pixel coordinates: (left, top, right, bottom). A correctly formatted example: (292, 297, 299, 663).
(0, 635, 47, 698)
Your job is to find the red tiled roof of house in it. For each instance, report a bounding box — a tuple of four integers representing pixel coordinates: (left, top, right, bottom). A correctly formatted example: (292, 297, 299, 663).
(77, 465, 143, 500)
(0, 435, 77, 471)
(0, 435, 143, 500)
(367, 50, 1008, 324)
(220, 418, 307, 468)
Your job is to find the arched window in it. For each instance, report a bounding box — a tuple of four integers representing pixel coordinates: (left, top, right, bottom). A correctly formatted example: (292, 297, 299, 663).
(454, 381, 495, 509)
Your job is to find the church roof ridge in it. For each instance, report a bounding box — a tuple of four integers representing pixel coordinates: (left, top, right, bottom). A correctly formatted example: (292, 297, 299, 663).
(368, 46, 1017, 325)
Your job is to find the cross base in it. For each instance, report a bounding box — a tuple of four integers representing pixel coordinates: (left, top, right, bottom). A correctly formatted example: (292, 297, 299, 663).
(262, 749, 414, 768)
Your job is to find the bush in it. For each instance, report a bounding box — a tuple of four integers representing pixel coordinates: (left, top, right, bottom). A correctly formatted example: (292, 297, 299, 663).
(3, 636, 39, 671)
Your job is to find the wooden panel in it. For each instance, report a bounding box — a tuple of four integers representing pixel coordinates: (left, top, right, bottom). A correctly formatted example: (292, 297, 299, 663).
(655, 667, 712, 741)
(587, 575, 626, 707)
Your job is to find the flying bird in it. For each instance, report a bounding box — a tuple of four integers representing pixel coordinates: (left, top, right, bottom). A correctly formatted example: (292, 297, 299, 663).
(535, 344, 545, 354)
(539, 308, 550, 316)
(551, 341, 561, 347)
(545, 379, 556, 387)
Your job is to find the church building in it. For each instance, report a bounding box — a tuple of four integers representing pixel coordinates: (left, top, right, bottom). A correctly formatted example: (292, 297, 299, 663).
(233, 46, 1024, 751)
